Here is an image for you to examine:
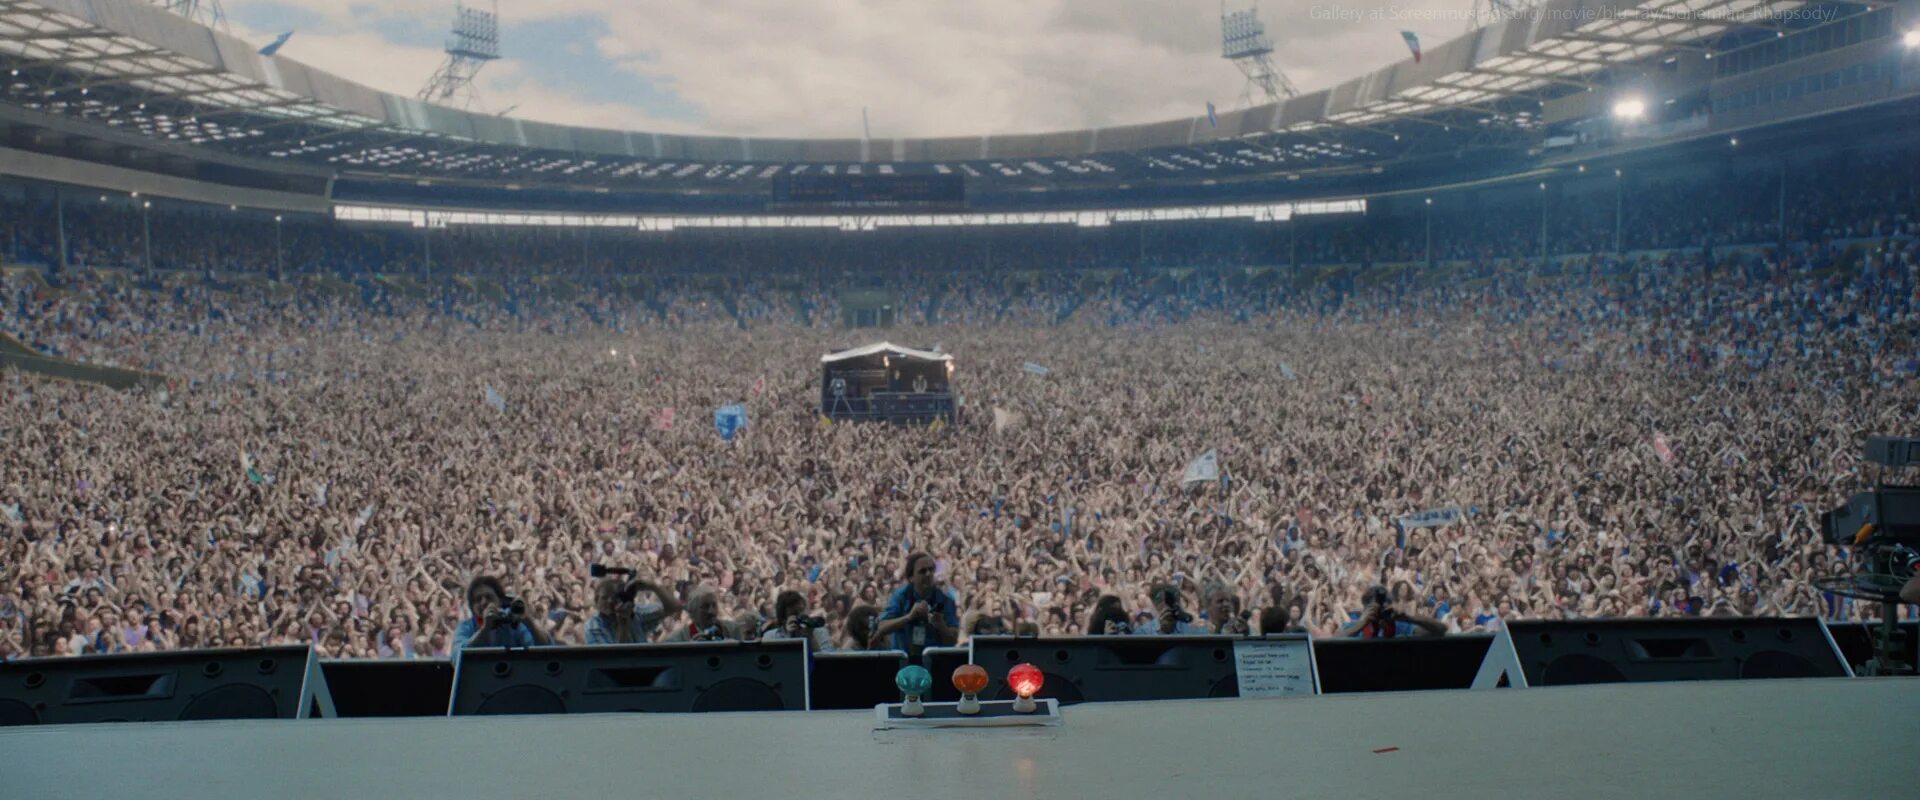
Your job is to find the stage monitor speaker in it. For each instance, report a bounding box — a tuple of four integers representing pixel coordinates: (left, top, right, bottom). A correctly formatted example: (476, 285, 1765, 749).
(448, 640, 808, 716)
(0, 645, 333, 726)
(1312, 634, 1494, 693)
(968, 635, 1240, 705)
(1489, 617, 1850, 687)
(1821, 620, 1918, 675)
(320, 659, 455, 717)
(810, 651, 907, 710)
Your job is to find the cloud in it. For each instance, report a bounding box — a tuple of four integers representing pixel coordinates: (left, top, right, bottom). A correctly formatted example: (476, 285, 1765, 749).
(225, 0, 1478, 139)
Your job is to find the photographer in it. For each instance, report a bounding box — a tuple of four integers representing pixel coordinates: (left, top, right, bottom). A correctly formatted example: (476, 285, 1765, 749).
(1341, 584, 1447, 639)
(585, 575, 684, 645)
(1135, 582, 1205, 635)
(452, 575, 554, 656)
(1202, 580, 1251, 635)
(875, 552, 957, 654)
(1085, 594, 1132, 635)
(761, 590, 833, 652)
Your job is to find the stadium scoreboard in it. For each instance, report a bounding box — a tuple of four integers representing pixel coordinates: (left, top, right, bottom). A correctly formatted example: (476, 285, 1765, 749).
(771, 174, 965, 211)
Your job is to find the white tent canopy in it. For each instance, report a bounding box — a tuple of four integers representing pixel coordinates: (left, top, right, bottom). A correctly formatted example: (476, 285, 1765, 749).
(820, 342, 952, 364)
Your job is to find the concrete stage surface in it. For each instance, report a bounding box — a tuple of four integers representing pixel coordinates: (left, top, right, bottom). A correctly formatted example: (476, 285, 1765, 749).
(2, 677, 1915, 800)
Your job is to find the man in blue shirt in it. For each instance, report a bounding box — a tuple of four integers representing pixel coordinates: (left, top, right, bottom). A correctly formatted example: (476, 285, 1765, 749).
(876, 552, 958, 654)
(452, 575, 554, 657)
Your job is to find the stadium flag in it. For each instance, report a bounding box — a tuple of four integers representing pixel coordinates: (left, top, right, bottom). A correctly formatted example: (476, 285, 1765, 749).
(239, 449, 265, 484)
(1181, 448, 1221, 488)
(1206, 101, 1219, 129)
(1653, 431, 1675, 464)
(1279, 362, 1298, 381)
(655, 407, 676, 431)
(714, 403, 748, 441)
(483, 385, 506, 414)
(1401, 31, 1421, 63)
(1022, 362, 1052, 376)
(258, 31, 294, 57)
(991, 406, 1024, 435)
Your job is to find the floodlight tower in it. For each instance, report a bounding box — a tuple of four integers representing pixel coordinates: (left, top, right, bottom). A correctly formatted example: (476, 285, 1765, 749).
(1221, 2, 1297, 106)
(419, 1, 501, 110)
(154, 0, 227, 31)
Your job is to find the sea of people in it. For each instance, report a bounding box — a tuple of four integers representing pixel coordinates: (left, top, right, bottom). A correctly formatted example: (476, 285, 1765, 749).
(1, 147, 1918, 662)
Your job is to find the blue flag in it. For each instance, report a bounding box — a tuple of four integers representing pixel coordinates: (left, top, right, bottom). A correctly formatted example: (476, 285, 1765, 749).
(1205, 101, 1219, 129)
(714, 403, 748, 441)
(259, 31, 294, 57)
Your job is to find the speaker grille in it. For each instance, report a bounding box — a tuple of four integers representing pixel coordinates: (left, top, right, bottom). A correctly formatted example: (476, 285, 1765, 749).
(690, 678, 785, 712)
(474, 684, 567, 715)
(0, 698, 40, 726)
(1740, 650, 1821, 680)
(1539, 654, 1628, 686)
(177, 684, 279, 720)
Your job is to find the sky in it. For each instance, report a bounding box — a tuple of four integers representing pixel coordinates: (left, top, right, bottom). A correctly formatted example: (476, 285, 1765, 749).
(219, 1, 1488, 139)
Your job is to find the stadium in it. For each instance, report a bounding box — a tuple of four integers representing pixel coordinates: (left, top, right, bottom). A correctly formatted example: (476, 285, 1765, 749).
(1, 0, 1918, 796)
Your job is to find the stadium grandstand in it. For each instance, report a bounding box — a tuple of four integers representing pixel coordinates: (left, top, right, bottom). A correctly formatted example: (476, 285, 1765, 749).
(2, 0, 1919, 797)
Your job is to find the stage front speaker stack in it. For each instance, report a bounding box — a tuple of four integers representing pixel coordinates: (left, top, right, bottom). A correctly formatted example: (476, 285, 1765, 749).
(448, 640, 809, 715)
(1476, 617, 1852, 688)
(0, 645, 334, 725)
(967, 635, 1242, 705)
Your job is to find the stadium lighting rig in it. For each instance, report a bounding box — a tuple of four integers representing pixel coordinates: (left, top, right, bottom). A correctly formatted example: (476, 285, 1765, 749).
(1610, 97, 1647, 121)
(419, 1, 502, 111)
(1220, 3, 1298, 105)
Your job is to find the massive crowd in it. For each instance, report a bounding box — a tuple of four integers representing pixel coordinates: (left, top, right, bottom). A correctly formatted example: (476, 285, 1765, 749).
(1, 145, 1917, 662)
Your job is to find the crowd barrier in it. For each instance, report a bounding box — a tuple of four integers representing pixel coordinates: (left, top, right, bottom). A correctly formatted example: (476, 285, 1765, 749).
(0, 617, 1882, 725)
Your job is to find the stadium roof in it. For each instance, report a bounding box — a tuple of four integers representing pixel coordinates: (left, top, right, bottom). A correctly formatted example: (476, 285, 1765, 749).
(0, 0, 1888, 195)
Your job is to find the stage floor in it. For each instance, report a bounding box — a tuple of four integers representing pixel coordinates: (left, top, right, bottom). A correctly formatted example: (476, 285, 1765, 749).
(2, 677, 1915, 800)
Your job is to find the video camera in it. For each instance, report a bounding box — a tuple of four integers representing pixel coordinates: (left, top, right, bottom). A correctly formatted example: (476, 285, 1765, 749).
(489, 596, 528, 625)
(1157, 587, 1193, 624)
(1816, 436, 1920, 676)
(589, 564, 646, 603)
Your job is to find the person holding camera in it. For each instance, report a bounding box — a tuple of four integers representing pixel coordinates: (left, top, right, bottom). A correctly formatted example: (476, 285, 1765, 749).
(875, 552, 957, 655)
(586, 575, 684, 645)
(1342, 584, 1447, 638)
(1086, 594, 1132, 635)
(452, 575, 554, 656)
(760, 590, 833, 652)
(1135, 582, 1205, 635)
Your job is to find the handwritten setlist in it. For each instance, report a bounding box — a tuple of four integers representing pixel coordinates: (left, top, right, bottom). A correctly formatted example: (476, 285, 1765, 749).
(1233, 637, 1317, 698)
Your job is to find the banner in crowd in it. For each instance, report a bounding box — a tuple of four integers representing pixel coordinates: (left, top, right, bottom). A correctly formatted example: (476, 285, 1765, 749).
(1022, 362, 1052, 376)
(483, 385, 506, 414)
(991, 406, 1024, 434)
(1279, 362, 1298, 381)
(1653, 431, 1675, 464)
(714, 404, 748, 441)
(1396, 507, 1465, 530)
(1182, 448, 1221, 488)
(655, 407, 675, 430)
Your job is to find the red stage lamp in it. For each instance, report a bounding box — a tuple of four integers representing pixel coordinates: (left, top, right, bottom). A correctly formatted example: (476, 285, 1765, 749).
(1008, 663, 1043, 712)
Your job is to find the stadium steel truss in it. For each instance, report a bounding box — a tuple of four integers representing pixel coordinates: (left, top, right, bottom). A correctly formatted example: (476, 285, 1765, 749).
(0, 0, 1905, 203)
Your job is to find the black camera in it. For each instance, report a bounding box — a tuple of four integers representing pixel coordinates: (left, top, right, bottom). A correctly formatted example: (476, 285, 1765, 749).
(1158, 589, 1193, 624)
(789, 615, 828, 629)
(490, 596, 527, 625)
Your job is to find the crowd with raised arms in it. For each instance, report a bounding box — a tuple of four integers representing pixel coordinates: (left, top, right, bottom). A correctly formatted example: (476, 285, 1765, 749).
(1, 149, 1917, 662)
